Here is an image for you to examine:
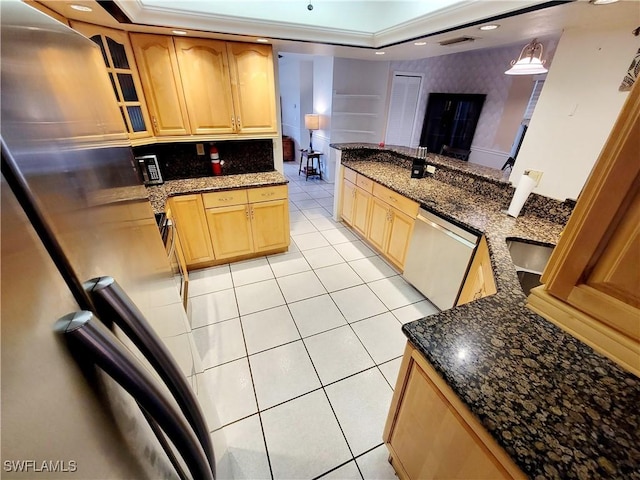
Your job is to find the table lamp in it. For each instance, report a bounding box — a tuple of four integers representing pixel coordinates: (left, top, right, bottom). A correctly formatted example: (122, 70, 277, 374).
(305, 114, 320, 152)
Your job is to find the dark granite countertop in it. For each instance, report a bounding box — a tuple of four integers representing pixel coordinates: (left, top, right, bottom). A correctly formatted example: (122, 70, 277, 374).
(340, 158, 639, 479)
(145, 171, 288, 213)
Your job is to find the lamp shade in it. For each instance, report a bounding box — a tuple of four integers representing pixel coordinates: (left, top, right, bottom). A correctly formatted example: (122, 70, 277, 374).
(505, 39, 548, 75)
(305, 114, 320, 130)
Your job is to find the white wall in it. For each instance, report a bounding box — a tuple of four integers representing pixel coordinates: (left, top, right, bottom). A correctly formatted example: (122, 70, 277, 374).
(312, 55, 335, 180)
(278, 55, 313, 155)
(512, 26, 637, 200)
(389, 38, 559, 168)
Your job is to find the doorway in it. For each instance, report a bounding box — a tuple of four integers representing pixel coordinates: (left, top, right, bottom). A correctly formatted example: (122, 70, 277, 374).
(385, 73, 423, 147)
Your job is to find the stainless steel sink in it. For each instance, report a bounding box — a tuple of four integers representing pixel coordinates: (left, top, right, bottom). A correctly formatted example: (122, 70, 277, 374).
(507, 240, 554, 295)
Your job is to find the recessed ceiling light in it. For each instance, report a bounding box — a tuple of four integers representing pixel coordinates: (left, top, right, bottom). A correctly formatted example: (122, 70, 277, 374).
(375, 51, 385, 55)
(414, 41, 427, 46)
(589, 0, 619, 4)
(172, 30, 187, 35)
(70, 4, 92, 12)
(256, 38, 269, 43)
(479, 24, 500, 31)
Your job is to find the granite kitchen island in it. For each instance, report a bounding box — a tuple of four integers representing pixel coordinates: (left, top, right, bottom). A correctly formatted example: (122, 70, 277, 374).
(332, 144, 639, 480)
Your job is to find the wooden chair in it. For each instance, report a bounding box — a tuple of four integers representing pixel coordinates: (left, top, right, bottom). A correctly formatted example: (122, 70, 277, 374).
(440, 145, 470, 161)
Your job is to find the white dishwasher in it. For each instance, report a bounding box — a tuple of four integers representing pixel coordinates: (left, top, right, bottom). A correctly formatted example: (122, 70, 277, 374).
(403, 208, 478, 310)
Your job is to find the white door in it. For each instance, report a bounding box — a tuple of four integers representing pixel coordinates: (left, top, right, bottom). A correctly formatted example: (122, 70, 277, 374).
(385, 73, 422, 147)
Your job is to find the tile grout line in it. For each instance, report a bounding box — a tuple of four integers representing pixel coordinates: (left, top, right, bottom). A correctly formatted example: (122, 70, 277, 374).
(230, 264, 276, 480)
(266, 258, 363, 479)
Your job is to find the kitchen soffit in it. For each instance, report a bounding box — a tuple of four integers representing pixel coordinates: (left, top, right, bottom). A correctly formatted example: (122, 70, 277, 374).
(40, 0, 639, 61)
(114, 0, 557, 48)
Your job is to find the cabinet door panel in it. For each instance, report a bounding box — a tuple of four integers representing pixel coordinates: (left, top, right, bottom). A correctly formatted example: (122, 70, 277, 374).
(251, 199, 289, 252)
(206, 205, 254, 260)
(130, 33, 190, 136)
(174, 38, 235, 135)
(386, 208, 415, 270)
(368, 197, 390, 253)
(389, 359, 511, 480)
(169, 195, 215, 265)
(458, 236, 496, 306)
(71, 22, 152, 140)
(352, 188, 371, 237)
(341, 180, 356, 225)
(227, 43, 276, 134)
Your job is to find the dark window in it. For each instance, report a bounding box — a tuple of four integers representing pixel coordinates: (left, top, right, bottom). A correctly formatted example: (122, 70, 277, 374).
(108, 73, 120, 101)
(117, 73, 138, 102)
(127, 106, 146, 132)
(107, 37, 129, 69)
(90, 35, 108, 67)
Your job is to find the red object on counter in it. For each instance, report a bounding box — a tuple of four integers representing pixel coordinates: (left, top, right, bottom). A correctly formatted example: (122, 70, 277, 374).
(210, 146, 222, 176)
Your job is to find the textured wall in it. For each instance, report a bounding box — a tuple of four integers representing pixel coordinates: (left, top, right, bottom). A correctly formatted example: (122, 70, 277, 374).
(390, 37, 559, 151)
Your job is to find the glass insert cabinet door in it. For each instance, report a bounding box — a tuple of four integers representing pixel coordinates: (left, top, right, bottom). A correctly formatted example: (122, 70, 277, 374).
(71, 21, 152, 139)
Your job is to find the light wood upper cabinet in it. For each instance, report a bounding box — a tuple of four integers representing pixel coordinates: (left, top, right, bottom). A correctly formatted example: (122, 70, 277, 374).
(528, 80, 640, 375)
(71, 22, 152, 140)
(130, 35, 276, 138)
(227, 43, 277, 134)
(130, 33, 191, 136)
(173, 38, 236, 135)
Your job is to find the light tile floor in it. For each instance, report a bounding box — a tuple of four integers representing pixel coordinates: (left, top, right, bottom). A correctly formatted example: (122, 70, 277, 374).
(190, 162, 439, 480)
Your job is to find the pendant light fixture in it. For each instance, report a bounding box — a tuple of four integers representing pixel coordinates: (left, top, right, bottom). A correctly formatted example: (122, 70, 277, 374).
(505, 38, 548, 75)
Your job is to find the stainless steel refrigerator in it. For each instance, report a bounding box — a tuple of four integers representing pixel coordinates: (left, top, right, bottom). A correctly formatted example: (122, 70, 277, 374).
(1, 1, 219, 478)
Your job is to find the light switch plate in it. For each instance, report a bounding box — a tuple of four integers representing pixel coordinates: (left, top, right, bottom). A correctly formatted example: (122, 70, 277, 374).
(196, 143, 205, 156)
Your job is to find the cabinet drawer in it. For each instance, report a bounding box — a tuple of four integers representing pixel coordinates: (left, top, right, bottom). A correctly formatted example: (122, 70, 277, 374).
(202, 189, 248, 208)
(356, 174, 374, 194)
(343, 167, 357, 184)
(373, 183, 419, 217)
(247, 185, 288, 203)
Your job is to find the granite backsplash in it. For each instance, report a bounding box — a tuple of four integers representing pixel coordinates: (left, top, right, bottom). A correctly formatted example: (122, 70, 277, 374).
(133, 139, 274, 180)
(338, 146, 575, 225)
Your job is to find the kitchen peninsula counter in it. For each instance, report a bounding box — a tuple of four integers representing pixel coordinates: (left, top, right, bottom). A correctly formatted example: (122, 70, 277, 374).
(145, 171, 288, 214)
(335, 147, 639, 479)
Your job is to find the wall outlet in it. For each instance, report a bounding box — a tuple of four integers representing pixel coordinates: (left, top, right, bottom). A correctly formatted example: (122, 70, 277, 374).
(426, 165, 436, 175)
(196, 143, 205, 156)
(524, 169, 543, 186)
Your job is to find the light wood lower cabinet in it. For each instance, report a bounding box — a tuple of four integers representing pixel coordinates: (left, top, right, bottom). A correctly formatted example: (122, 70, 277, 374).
(384, 343, 525, 480)
(340, 167, 418, 271)
(457, 236, 497, 306)
(167, 195, 215, 266)
(250, 198, 289, 252)
(206, 204, 254, 260)
(171, 185, 289, 269)
(341, 179, 356, 225)
(366, 185, 418, 271)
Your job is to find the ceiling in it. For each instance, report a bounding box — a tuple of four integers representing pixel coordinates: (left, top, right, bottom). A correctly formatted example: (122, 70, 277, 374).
(37, 0, 640, 61)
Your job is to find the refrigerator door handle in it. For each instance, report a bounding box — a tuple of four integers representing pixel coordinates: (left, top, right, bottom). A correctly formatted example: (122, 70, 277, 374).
(54, 311, 214, 480)
(83, 276, 215, 476)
